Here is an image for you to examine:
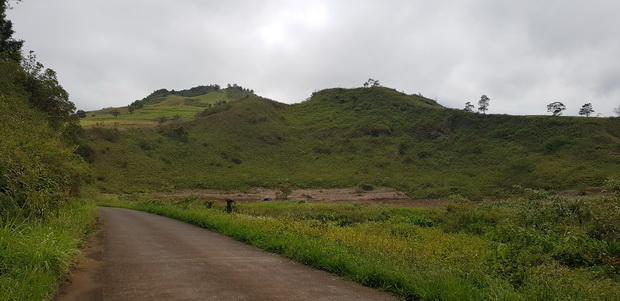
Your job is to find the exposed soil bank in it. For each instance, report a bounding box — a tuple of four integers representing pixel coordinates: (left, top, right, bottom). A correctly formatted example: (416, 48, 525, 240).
(155, 187, 451, 207)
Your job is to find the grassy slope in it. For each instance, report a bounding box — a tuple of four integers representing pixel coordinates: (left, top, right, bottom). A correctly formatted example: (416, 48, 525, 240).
(81, 91, 235, 128)
(84, 86, 620, 198)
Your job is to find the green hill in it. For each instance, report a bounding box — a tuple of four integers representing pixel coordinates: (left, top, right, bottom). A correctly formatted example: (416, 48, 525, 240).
(80, 84, 254, 128)
(82, 86, 620, 199)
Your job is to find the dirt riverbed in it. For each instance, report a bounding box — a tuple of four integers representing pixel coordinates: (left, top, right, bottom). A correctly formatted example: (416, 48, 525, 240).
(154, 187, 452, 207)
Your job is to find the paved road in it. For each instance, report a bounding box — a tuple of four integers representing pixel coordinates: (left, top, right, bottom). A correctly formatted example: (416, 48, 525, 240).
(55, 207, 398, 301)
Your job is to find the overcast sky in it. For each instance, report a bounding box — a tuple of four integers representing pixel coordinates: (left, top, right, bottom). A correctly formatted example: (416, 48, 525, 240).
(8, 0, 620, 116)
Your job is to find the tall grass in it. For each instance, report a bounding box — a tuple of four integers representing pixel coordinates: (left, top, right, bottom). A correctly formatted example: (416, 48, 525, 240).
(0, 200, 97, 301)
(103, 195, 620, 300)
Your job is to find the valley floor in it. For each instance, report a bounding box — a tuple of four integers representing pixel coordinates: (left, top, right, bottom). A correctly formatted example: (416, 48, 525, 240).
(153, 188, 452, 207)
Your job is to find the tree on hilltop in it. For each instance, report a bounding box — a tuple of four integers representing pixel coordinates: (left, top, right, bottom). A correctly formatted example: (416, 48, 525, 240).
(613, 105, 620, 118)
(463, 102, 475, 112)
(363, 78, 380, 87)
(578, 103, 594, 117)
(547, 102, 566, 116)
(478, 95, 490, 114)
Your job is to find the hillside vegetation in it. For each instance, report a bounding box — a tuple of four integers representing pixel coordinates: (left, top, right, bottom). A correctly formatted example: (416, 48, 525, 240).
(1, 3, 97, 299)
(80, 84, 254, 128)
(83, 85, 620, 198)
(0, 50, 86, 220)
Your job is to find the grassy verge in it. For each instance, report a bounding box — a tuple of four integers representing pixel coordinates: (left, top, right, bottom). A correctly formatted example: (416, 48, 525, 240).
(101, 193, 620, 300)
(0, 200, 98, 301)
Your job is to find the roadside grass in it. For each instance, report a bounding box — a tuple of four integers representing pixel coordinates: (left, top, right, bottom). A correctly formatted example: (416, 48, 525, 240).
(101, 193, 620, 300)
(0, 200, 97, 301)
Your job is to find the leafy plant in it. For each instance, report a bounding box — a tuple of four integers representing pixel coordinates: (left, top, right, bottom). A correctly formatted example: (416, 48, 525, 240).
(604, 176, 620, 192)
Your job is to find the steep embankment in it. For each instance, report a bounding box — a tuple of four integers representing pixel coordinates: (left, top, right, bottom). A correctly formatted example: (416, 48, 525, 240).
(1, 49, 95, 301)
(83, 86, 620, 198)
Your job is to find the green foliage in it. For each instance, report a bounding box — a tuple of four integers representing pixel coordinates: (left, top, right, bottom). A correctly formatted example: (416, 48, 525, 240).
(463, 101, 475, 112)
(0, 7, 96, 300)
(1, 60, 88, 220)
(159, 125, 189, 143)
(0, 200, 97, 301)
(20, 51, 79, 136)
(275, 181, 292, 200)
(0, 0, 23, 62)
(547, 101, 566, 116)
(362, 78, 380, 87)
(89, 126, 120, 142)
(81, 90, 241, 129)
(128, 84, 245, 109)
(1, 18, 86, 218)
(478, 94, 490, 114)
(604, 176, 620, 192)
(579, 103, 595, 117)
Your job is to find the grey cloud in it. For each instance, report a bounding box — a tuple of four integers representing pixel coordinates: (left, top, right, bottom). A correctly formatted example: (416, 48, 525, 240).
(8, 0, 620, 116)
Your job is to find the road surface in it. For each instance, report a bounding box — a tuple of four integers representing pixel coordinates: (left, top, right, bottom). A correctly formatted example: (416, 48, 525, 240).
(54, 207, 398, 300)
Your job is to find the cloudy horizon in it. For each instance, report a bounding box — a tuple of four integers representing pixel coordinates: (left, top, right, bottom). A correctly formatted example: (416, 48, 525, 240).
(8, 0, 620, 116)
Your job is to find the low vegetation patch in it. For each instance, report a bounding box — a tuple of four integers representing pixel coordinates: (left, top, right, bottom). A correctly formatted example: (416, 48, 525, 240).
(0, 200, 97, 301)
(102, 193, 620, 300)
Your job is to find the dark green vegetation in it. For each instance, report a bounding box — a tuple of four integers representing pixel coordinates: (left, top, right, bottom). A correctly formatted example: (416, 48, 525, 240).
(84, 85, 620, 199)
(1, 2, 97, 300)
(1, 2, 85, 221)
(103, 191, 620, 300)
(0, 61, 87, 219)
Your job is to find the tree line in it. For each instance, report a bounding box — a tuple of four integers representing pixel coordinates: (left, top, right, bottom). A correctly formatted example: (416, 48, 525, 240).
(546, 102, 597, 117)
(464, 95, 619, 117)
(1, 0, 86, 219)
(1, 1, 80, 136)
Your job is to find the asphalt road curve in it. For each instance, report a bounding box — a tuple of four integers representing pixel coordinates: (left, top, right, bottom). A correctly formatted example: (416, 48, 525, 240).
(55, 207, 398, 301)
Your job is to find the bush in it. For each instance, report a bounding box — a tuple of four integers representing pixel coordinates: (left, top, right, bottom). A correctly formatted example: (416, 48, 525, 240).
(89, 126, 121, 142)
(1, 84, 87, 220)
(442, 204, 500, 235)
(604, 176, 620, 192)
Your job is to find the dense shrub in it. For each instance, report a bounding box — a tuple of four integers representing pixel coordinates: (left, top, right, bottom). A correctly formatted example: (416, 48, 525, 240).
(0, 60, 87, 220)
